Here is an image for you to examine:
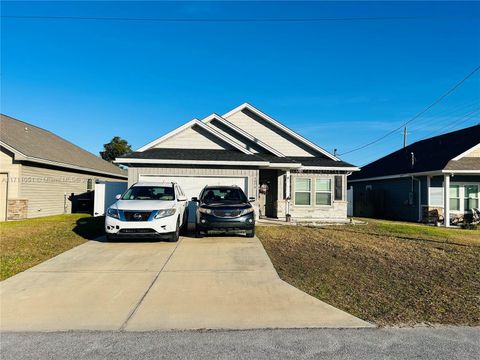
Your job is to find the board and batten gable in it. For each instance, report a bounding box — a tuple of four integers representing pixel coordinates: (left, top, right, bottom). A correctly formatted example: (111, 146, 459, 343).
(466, 147, 480, 157)
(153, 125, 237, 151)
(207, 119, 263, 154)
(224, 108, 321, 157)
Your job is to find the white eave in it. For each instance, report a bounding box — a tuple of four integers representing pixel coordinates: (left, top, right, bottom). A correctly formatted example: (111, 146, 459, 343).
(300, 166, 360, 171)
(114, 158, 269, 166)
(222, 103, 341, 161)
(136, 118, 254, 155)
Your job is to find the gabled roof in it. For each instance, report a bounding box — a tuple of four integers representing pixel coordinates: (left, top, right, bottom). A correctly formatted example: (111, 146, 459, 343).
(349, 124, 480, 181)
(0, 114, 127, 178)
(202, 113, 286, 157)
(222, 103, 340, 161)
(136, 118, 253, 154)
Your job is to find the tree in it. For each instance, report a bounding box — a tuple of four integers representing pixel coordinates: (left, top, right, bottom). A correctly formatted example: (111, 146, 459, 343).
(100, 136, 132, 163)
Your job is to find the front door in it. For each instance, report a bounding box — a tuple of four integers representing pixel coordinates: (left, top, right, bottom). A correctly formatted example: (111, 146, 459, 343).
(259, 170, 278, 218)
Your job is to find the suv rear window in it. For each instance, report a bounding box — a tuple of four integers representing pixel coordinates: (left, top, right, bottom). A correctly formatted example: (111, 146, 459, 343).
(122, 186, 175, 201)
(200, 187, 248, 204)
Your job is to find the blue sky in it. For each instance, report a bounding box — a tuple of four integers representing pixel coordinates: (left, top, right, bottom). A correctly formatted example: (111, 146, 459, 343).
(2, 1, 479, 165)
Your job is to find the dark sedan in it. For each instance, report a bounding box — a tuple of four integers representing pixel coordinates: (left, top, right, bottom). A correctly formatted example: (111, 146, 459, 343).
(193, 186, 255, 237)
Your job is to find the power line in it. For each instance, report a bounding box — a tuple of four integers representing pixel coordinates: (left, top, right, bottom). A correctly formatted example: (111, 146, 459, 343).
(339, 65, 480, 156)
(2, 15, 480, 23)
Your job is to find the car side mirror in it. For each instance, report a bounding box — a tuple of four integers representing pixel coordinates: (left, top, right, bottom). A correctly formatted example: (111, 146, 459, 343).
(249, 197, 256, 202)
(177, 195, 187, 202)
(115, 194, 122, 200)
(191, 197, 199, 202)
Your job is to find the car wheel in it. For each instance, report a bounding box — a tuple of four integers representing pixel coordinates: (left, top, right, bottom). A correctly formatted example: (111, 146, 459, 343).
(246, 228, 255, 238)
(168, 218, 180, 242)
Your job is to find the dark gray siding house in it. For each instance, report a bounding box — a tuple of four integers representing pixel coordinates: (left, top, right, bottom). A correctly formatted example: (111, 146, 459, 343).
(348, 125, 480, 226)
(0, 114, 127, 220)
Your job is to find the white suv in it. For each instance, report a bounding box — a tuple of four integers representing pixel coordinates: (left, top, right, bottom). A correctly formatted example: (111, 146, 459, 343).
(105, 182, 188, 242)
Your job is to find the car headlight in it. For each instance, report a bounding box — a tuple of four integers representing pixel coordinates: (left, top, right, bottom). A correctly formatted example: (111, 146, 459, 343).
(240, 208, 254, 216)
(198, 207, 212, 214)
(107, 207, 119, 219)
(154, 208, 176, 219)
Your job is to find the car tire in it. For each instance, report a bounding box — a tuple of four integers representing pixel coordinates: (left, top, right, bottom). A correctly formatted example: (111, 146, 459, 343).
(180, 209, 189, 235)
(246, 228, 255, 238)
(195, 227, 203, 238)
(168, 218, 180, 242)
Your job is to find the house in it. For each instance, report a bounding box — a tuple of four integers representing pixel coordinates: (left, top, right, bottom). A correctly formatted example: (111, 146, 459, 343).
(348, 125, 480, 226)
(116, 103, 358, 222)
(0, 114, 127, 220)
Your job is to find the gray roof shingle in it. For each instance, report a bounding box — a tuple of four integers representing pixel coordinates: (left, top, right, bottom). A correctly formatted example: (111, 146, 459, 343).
(0, 114, 127, 178)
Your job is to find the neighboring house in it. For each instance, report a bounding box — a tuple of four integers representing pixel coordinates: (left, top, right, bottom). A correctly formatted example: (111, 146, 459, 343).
(348, 125, 480, 226)
(116, 103, 358, 222)
(0, 114, 127, 220)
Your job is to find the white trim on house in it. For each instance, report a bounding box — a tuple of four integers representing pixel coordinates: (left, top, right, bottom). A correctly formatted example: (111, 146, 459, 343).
(451, 143, 480, 161)
(442, 169, 480, 174)
(114, 158, 269, 166)
(136, 118, 254, 155)
(300, 166, 359, 171)
(0, 141, 127, 179)
(348, 170, 443, 183)
(202, 113, 286, 157)
(222, 103, 340, 161)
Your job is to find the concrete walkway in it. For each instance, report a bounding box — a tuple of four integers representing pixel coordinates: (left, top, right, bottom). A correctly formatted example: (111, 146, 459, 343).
(0, 236, 372, 331)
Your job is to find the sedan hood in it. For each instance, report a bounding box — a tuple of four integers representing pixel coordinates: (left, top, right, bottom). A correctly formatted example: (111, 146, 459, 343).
(113, 200, 175, 211)
(201, 202, 251, 210)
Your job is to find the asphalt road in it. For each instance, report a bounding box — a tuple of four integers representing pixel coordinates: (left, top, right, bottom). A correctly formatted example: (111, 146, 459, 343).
(2, 327, 479, 360)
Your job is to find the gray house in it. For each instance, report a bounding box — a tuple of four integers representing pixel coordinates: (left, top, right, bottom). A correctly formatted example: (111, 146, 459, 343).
(116, 103, 358, 222)
(0, 114, 127, 220)
(348, 125, 480, 226)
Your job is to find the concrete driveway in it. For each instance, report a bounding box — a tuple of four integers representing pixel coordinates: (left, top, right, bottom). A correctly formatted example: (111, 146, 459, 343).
(0, 235, 372, 331)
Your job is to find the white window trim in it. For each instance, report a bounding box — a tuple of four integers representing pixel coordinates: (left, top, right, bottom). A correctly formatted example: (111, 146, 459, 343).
(450, 182, 479, 214)
(315, 178, 332, 207)
(294, 178, 312, 206)
(292, 176, 335, 208)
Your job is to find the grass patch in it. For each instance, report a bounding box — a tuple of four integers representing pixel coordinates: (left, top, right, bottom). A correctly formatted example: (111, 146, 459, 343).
(257, 220, 480, 326)
(0, 214, 104, 280)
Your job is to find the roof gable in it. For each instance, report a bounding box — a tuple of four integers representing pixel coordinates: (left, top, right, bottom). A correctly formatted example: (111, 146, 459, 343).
(0, 114, 126, 178)
(202, 113, 285, 157)
(350, 124, 480, 180)
(137, 119, 253, 154)
(222, 103, 339, 160)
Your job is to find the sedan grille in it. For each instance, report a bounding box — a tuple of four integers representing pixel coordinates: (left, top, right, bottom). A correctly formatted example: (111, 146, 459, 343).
(211, 209, 242, 218)
(123, 211, 152, 221)
(119, 228, 156, 234)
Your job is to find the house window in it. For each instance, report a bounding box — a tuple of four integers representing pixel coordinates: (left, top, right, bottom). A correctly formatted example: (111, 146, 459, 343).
(334, 176, 343, 201)
(449, 185, 460, 211)
(294, 178, 311, 205)
(464, 185, 479, 211)
(315, 179, 331, 206)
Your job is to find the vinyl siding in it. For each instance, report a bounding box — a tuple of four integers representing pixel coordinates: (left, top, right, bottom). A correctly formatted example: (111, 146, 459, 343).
(224, 109, 318, 157)
(154, 125, 235, 150)
(0, 149, 20, 199)
(20, 165, 122, 218)
(208, 119, 264, 154)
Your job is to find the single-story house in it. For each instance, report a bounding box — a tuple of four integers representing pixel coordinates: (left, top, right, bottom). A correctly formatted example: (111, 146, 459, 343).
(0, 114, 127, 220)
(116, 103, 358, 222)
(348, 125, 480, 226)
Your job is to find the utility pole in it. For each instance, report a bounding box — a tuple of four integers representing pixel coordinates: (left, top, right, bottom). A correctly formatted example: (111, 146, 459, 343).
(403, 126, 407, 148)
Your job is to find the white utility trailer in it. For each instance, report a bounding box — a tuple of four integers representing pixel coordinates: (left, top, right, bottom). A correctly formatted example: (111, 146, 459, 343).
(93, 181, 128, 217)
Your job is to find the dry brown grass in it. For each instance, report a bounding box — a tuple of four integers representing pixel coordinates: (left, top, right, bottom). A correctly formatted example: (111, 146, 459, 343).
(257, 222, 480, 326)
(0, 214, 104, 280)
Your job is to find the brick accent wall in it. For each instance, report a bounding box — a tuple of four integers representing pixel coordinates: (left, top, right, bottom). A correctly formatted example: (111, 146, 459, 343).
(7, 199, 28, 220)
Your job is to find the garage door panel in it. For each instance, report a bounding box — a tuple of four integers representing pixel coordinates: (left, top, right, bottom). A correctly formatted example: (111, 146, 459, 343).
(138, 175, 248, 199)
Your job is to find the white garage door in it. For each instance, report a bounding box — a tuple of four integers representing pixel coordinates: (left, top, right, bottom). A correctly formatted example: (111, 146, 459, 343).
(138, 175, 248, 199)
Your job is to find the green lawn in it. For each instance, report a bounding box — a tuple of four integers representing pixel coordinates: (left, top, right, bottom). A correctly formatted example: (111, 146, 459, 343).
(0, 214, 104, 280)
(257, 219, 480, 326)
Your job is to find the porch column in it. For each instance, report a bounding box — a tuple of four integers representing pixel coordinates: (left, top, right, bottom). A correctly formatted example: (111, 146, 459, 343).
(444, 174, 450, 227)
(285, 170, 291, 216)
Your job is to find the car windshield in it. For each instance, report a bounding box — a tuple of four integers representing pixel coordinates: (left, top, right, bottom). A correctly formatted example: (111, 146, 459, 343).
(200, 187, 248, 204)
(122, 186, 175, 201)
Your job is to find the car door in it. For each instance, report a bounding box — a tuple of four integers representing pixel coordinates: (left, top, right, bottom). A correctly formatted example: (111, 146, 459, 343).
(175, 185, 187, 225)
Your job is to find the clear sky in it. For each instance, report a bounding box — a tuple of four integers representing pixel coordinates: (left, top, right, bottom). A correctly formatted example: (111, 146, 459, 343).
(2, 1, 479, 166)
